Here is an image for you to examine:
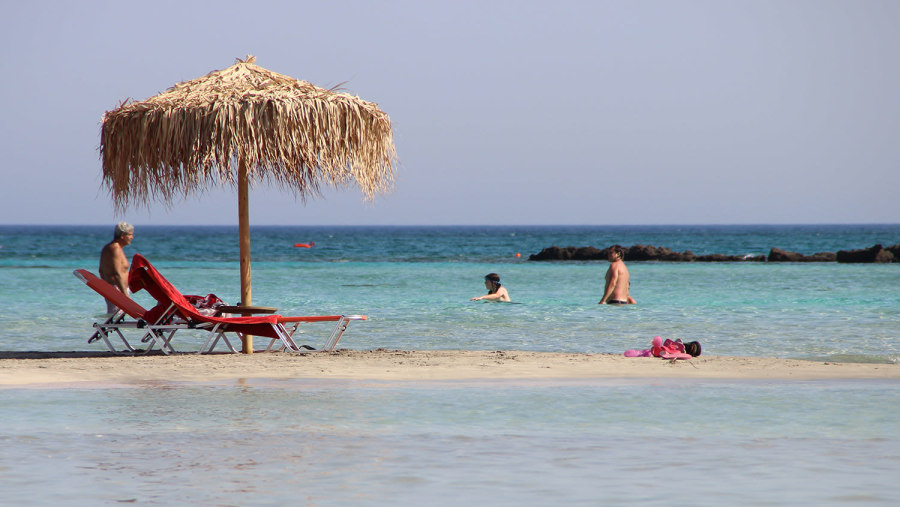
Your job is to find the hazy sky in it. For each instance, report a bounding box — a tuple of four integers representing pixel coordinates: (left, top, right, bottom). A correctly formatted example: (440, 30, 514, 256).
(2, 0, 898, 226)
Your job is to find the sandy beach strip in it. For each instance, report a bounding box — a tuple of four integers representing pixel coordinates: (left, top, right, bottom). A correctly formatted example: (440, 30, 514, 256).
(1, 349, 898, 387)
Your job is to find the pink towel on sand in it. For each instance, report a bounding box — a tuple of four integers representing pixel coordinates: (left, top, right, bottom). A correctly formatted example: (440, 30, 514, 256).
(625, 336, 692, 360)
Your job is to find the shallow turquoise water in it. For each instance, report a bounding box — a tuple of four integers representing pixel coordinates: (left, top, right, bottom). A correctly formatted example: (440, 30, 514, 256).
(2, 247, 898, 361)
(1, 379, 899, 506)
(1, 224, 898, 505)
(3, 260, 898, 360)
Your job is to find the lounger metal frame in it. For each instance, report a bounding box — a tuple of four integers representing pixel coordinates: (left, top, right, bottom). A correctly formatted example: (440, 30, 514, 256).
(265, 315, 368, 353)
(75, 270, 192, 355)
(87, 309, 183, 355)
(198, 315, 366, 354)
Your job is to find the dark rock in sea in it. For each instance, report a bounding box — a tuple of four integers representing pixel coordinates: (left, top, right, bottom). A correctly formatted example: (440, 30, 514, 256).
(529, 246, 568, 261)
(836, 244, 894, 263)
(625, 244, 697, 261)
(768, 248, 802, 262)
(670, 251, 697, 262)
(530, 245, 761, 262)
(626, 244, 663, 261)
(807, 252, 837, 262)
(885, 244, 900, 262)
(574, 246, 606, 260)
(768, 248, 836, 262)
(530, 244, 893, 263)
(528, 246, 606, 261)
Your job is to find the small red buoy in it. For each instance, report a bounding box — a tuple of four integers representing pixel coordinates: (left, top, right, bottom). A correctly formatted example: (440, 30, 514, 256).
(293, 241, 315, 248)
(515, 253, 521, 258)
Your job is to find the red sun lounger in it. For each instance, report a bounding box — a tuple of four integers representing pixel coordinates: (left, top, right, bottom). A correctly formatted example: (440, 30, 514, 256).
(127, 254, 367, 354)
(73, 269, 191, 355)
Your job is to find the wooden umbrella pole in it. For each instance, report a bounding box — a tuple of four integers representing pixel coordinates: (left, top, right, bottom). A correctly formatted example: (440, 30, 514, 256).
(238, 157, 253, 353)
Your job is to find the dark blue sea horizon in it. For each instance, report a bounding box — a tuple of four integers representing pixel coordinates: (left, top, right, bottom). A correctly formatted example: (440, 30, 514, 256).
(2, 223, 898, 266)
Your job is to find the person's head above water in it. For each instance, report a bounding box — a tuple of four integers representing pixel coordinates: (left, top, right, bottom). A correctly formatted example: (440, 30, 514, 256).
(484, 273, 501, 292)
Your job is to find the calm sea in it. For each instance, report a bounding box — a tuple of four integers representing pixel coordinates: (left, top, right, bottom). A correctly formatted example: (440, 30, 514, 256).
(1, 224, 899, 505)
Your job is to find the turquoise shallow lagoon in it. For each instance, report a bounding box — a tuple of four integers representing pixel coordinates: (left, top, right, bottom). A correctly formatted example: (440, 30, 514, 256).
(1, 224, 899, 361)
(3, 378, 900, 506)
(1, 224, 898, 504)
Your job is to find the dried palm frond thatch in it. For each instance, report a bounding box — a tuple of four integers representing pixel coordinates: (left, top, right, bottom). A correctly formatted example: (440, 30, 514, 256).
(100, 55, 396, 210)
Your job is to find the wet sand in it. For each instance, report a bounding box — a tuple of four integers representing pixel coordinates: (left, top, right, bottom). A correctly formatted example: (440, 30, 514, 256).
(1, 349, 898, 387)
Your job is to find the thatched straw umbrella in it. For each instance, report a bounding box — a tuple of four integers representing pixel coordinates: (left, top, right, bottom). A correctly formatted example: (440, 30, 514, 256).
(101, 56, 396, 352)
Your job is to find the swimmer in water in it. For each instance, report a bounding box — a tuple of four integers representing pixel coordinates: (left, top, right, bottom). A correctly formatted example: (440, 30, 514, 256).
(471, 273, 510, 302)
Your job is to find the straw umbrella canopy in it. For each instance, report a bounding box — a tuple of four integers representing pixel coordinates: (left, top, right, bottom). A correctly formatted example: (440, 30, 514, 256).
(101, 56, 396, 351)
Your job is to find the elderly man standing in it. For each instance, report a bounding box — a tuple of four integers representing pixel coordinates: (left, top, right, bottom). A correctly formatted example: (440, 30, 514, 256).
(99, 222, 134, 313)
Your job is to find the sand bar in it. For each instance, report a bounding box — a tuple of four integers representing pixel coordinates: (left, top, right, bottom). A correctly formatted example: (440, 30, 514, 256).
(1, 350, 898, 387)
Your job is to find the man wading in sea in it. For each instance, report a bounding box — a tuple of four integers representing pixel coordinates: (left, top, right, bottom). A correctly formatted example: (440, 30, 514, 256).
(599, 245, 636, 305)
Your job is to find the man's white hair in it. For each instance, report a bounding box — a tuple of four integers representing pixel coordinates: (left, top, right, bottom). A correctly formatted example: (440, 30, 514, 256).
(114, 221, 134, 239)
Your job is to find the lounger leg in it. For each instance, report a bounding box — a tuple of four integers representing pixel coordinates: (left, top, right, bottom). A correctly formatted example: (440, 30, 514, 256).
(112, 327, 137, 352)
(98, 329, 122, 354)
(199, 324, 223, 354)
(141, 330, 161, 355)
(219, 333, 238, 353)
(264, 338, 281, 352)
(323, 317, 351, 351)
(97, 311, 137, 354)
(88, 311, 125, 345)
(92, 324, 136, 354)
(266, 316, 363, 353)
(147, 329, 178, 355)
(143, 334, 157, 354)
(136, 328, 176, 355)
(280, 317, 360, 353)
(88, 329, 103, 344)
(199, 325, 238, 354)
(277, 325, 301, 351)
(166, 329, 176, 352)
(322, 316, 364, 351)
(202, 334, 220, 353)
(160, 330, 178, 354)
(265, 322, 301, 352)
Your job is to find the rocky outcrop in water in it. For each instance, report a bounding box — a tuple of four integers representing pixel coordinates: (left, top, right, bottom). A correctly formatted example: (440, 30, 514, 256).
(836, 244, 896, 263)
(527, 246, 598, 261)
(529, 244, 898, 262)
(767, 248, 836, 262)
(528, 245, 764, 262)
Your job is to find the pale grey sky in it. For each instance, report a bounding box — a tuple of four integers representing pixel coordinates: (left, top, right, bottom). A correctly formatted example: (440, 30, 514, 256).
(1, 0, 898, 225)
